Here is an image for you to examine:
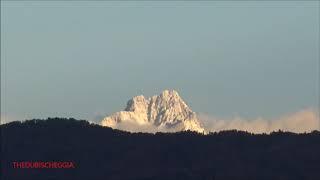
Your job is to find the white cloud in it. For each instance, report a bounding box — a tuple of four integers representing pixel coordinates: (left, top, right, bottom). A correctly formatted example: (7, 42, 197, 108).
(104, 120, 183, 133)
(199, 109, 320, 134)
(105, 121, 155, 133)
(0, 114, 13, 124)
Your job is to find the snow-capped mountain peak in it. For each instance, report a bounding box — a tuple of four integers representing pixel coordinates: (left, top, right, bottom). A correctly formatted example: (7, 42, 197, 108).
(101, 90, 205, 133)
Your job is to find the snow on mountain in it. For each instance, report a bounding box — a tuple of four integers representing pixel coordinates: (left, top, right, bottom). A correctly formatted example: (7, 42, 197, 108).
(101, 90, 206, 133)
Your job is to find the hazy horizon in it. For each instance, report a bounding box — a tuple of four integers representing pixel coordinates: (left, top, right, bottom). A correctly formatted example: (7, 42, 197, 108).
(1, 1, 319, 131)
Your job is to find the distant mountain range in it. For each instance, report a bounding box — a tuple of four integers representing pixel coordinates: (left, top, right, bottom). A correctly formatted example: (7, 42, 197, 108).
(101, 90, 205, 133)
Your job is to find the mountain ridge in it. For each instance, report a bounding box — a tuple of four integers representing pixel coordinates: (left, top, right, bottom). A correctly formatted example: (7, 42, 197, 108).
(101, 90, 206, 133)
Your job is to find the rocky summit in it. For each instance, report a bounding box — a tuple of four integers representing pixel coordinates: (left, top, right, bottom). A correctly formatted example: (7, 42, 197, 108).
(101, 90, 205, 133)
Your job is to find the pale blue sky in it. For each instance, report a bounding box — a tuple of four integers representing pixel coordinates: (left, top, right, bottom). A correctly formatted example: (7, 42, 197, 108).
(1, 1, 319, 123)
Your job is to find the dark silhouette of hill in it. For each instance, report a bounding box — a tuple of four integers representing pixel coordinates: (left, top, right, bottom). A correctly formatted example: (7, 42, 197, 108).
(1, 118, 320, 180)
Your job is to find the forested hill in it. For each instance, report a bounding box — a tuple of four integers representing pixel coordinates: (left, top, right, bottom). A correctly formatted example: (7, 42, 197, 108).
(1, 118, 320, 180)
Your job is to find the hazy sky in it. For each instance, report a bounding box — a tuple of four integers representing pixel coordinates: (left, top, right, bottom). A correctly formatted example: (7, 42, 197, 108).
(1, 1, 319, 123)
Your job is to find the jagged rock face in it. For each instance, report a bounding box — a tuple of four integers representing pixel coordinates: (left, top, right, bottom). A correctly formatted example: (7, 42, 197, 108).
(101, 90, 205, 133)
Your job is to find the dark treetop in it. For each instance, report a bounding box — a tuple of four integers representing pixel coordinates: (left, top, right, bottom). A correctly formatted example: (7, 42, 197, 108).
(1, 118, 320, 180)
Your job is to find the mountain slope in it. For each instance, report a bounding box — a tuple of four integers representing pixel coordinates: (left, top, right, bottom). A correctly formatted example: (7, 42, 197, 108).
(101, 90, 205, 133)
